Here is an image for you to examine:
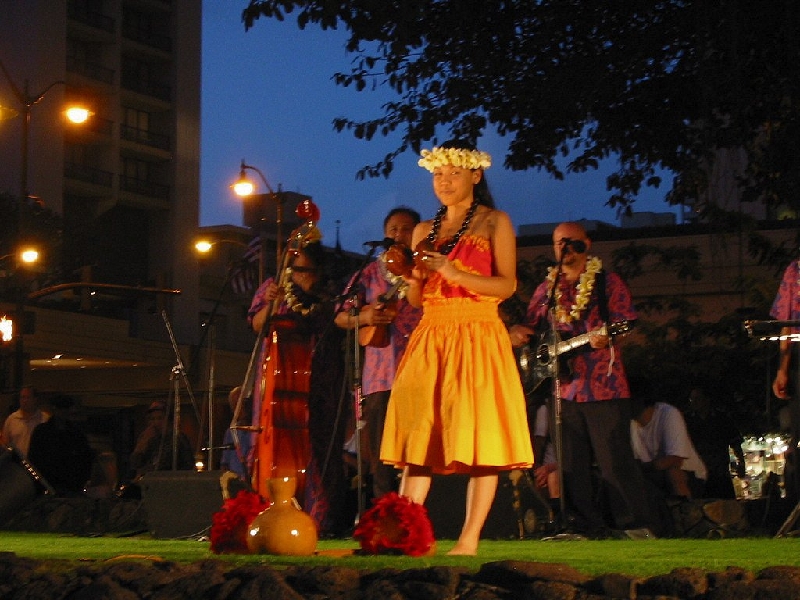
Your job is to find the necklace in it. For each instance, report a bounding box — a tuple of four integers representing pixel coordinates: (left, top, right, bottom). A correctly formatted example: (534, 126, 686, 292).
(546, 256, 603, 324)
(427, 200, 478, 255)
(283, 270, 322, 316)
(378, 253, 408, 299)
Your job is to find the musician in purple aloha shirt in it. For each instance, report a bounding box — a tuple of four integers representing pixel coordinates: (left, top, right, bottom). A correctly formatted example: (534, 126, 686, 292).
(335, 207, 423, 501)
(509, 221, 657, 536)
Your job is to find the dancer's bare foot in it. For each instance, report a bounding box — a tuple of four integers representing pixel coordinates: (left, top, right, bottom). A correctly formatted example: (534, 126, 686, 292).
(446, 542, 477, 556)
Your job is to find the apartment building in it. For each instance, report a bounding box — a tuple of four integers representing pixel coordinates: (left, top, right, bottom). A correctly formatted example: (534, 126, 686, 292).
(0, 0, 208, 401)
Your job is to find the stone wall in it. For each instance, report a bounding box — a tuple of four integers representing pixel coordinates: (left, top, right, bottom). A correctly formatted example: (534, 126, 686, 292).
(1, 554, 800, 600)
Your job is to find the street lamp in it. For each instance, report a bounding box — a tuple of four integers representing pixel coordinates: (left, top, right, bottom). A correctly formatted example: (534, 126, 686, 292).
(0, 246, 41, 391)
(232, 159, 283, 284)
(0, 58, 92, 236)
(194, 238, 248, 255)
(193, 236, 253, 471)
(0, 58, 90, 391)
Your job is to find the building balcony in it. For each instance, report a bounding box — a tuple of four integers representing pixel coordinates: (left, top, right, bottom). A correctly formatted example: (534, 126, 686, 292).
(67, 1, 116, 33)
(122, 23, 172, 53)
(119, 175, 169, 200)
(120, 74, 171, 102)
(64, 162, 114, 188)
(120, 124, 170, 151)
(67, 57, 115, 85)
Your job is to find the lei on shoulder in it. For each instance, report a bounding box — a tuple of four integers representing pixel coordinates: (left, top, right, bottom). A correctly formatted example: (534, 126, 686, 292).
(547, 256, 602, 324)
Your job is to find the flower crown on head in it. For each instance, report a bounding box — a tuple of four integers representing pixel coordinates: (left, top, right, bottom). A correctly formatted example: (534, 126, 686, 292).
(418, 146, 492, 172)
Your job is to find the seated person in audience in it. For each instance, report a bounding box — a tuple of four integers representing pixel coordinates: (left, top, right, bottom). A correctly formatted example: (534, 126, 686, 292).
(631, 392, 707, 500)
(129, 400, 194, 479)
(27, 394, 94, 496)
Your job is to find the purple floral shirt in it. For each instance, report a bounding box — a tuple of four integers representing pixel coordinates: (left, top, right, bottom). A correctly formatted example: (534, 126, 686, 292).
(771, 260, 800, 327)
(525, 268, 637, 402)
(339, 256, 422, 396)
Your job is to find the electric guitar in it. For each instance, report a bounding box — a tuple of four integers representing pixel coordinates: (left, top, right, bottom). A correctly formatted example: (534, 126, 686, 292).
(517, 320, 632, 396)
(357, 279, 406, 347)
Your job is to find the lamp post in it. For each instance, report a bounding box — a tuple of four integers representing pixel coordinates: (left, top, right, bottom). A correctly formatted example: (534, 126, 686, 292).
(232, 159, 283, 284)
(193, 237, 251, 471)
(0, 58, 90, 391)
(0, 59, 90, 235)
(0, 247, 40, 392)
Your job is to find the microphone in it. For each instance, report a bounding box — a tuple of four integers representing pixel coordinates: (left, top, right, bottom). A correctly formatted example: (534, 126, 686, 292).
(562, 238, 587, 254)
(363, 237, 394, 250)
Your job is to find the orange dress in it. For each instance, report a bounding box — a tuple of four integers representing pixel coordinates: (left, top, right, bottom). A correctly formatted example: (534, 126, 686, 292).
(380, 234, 534, 473)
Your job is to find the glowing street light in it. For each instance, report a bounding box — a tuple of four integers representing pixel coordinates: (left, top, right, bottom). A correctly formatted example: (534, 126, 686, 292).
(232, 159, 283, 283)
(64, 106, 92, 124)
(19, 247, 39, 265)
(194, 239, 214, 254)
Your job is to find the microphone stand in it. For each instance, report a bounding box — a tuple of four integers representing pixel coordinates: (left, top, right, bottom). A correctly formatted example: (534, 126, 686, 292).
(334, 244, 380, 524)
(161, 309, 201, 470)
(191, 262, 239, 472)
(545, 249, 569, 532)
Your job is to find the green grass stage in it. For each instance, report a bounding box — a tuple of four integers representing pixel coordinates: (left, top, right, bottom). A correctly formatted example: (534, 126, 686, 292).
(2, 532, 800, 577)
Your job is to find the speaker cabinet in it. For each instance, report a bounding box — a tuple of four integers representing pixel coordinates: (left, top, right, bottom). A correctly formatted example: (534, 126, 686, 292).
(424, 472, 522, 540)
(140, 470, 225, 539)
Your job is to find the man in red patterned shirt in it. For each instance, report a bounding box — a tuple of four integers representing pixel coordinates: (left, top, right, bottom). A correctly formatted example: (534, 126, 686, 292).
(510, 222, 656, 536)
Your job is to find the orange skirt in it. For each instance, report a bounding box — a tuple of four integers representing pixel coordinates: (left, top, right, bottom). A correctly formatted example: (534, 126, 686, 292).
(380, 299, 534, 474)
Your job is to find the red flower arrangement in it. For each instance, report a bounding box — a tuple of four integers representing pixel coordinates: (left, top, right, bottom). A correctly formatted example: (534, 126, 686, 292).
(210, 489, 268, 554)
(353, 492, 436, 557)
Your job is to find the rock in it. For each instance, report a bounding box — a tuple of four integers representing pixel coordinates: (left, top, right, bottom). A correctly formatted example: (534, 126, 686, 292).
(0, 551, 797, 599)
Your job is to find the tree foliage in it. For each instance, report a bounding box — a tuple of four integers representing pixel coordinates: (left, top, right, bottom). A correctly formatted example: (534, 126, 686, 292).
(243, 0, 800, 215)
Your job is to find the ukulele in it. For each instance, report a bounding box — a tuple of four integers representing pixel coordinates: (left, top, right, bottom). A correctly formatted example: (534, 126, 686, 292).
(357, 280, 405, 347)
(357, 241, 431, 348)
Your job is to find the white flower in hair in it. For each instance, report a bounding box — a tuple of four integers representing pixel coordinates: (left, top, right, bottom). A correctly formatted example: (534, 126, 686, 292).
(418, 146, 492, 172)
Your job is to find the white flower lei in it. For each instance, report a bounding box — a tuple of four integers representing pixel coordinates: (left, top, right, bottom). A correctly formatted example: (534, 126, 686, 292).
(418, 146, 492, 172)
(546, 256, 603, 324)
(378, 253, 408, 299)
(282, 268, 321, 317)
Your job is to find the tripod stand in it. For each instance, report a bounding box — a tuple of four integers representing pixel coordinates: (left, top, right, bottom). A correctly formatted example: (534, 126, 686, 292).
(160, 309, 201, 471)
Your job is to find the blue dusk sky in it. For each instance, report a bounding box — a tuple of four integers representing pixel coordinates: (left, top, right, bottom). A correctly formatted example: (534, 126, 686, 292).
(200, 2, 677, 252)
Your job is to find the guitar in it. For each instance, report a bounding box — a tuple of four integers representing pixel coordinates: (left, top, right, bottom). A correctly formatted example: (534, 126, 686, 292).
(357, 279, 406, 347)
(517, 320, 632, 396)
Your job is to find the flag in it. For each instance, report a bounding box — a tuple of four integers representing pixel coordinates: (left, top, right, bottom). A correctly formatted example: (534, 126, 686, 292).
(230, 236, 261, 296)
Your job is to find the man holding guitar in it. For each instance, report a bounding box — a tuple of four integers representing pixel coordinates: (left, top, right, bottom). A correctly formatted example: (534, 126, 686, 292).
(509, 221, 657, 537)
(335, 207, 422, 501)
